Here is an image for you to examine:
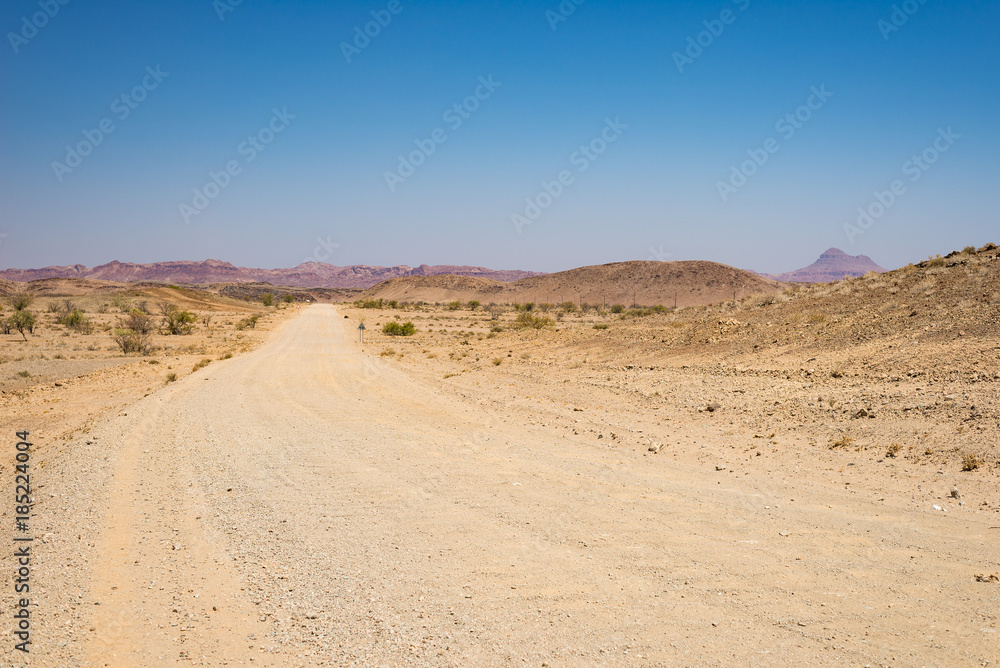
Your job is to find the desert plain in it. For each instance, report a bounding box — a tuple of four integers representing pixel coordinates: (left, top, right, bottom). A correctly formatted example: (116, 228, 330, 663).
(1, 246, 999, 667)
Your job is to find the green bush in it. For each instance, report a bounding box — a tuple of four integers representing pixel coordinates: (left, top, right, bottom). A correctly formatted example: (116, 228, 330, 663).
(59, 310, 92, 333)
(468, 301, 480, 310)
(382, 321, 416, 336)
(283, 294, 295, 304)
(610, 304, 624, 314)
(163, 309, 197, 335)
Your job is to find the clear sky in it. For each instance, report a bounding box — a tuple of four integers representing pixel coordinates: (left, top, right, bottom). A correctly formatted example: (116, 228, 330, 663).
(1, 0, 996, 274)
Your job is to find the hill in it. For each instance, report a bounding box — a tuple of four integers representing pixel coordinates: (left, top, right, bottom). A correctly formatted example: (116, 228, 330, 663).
(760, 248, 887, 283)
(363, 260, 785, 307)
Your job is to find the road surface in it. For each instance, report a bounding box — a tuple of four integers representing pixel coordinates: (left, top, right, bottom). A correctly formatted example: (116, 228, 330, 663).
(25, 305, 999, 666)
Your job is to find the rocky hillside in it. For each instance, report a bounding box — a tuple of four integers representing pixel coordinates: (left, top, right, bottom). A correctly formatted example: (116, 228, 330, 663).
(363, 260, 785, 308)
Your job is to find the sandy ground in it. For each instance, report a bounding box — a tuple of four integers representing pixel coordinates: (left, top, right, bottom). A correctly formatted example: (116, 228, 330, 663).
(2, 304, 997, 667)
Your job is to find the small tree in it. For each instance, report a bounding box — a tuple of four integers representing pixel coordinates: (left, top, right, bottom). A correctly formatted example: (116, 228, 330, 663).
(123, 309, 154, 335)
(10, 292, 33, 312)
(112, 328, 151, 355)
(468, 301, 480, 311)
(10, 311, 36, 341)
(283, 294, 295, 304)
(261, 293, 274, 307)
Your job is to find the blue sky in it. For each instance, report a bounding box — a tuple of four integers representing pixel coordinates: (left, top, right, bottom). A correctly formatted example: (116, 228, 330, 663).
(1, 0, 996, 273)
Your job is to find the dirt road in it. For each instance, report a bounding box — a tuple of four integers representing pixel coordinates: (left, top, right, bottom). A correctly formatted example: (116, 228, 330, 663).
(17, 305, 999, 666)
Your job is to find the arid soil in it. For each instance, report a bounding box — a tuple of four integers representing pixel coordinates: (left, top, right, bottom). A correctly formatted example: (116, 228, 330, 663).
(2, 246, 999, 667)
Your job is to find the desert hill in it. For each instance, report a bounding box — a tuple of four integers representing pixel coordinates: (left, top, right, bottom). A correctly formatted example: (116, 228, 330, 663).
(0, 259, 542, 289)
(761, 248, 887, 282)
(363, 260, 785, 307)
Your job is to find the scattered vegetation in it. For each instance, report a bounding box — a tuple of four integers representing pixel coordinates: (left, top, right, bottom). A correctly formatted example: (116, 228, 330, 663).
(354, 298, 402, 309)
(111, 293, 132, 313)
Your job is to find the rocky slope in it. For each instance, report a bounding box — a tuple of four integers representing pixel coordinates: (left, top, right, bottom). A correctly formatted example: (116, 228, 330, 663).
(363, 260, 786, 308)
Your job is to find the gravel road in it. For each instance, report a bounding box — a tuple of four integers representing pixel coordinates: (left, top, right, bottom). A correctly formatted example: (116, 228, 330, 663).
(11, 305, 998, 666)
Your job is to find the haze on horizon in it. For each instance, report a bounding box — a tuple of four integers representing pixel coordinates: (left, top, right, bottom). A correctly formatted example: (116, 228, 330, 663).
(1, 0, 996, 276)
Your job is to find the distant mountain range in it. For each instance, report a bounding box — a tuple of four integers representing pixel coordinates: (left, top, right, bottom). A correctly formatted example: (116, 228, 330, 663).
(0, 260, 544, 289)
(0, 249, 887, 290)
(757, 248, 887, 283)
